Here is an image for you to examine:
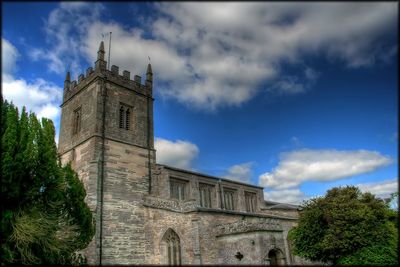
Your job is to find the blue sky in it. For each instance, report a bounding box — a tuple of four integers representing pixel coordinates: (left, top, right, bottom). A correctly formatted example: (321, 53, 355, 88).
(2, 2, 398, 204)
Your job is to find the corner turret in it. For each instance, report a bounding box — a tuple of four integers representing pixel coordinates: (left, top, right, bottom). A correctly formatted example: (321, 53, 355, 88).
(95, 41, 107, 70)
(146, 63, 153, 90)
(97, 41, 105, 60)
(64, 71, 71, 90)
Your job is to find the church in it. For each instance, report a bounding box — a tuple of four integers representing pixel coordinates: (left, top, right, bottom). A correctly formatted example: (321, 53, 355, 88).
(57, 41, 313, 265)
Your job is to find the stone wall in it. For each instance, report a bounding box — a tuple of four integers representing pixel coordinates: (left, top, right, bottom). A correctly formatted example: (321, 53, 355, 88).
(58, 55, 155, 264)
(59, 76, 103, 263)
(102, 73, 153, 149)
(58, 81, 100, 155)
(142, 205, 304, 265)
(154, 165, 267, 213)
(100, 139, 154, 264)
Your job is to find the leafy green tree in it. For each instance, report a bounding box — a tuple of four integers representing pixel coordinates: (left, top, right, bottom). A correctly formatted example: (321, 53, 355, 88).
(0, 100, 94, 265)
(288, 186, 398, 265)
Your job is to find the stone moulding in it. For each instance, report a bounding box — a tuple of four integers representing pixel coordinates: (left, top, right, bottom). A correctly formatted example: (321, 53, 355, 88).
(142, 196, 298, 222)
(143, 196, 198, 212)
(215, 218, 283, 237)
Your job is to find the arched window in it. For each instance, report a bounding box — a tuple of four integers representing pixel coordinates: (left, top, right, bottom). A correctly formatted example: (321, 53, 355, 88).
(161, 229, 181, 265)
(73, 107, 82, 134)
(119, 106, 124, 129)
(125, 108, 130, 130)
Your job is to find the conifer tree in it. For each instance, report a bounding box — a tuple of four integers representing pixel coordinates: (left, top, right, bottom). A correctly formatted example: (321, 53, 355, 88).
(0, 100, 94, 264)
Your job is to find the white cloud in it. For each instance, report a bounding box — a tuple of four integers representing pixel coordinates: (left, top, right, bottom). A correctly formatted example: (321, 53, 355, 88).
(264, 188, 308, 205)
(2, 38, 19, 80)
(3, 77, 62, 121)
(2, 38, 62, 121)
(356, 178, 398, 199)
(33, 2, 396, 110)
(155, 138, 199, 169)
(29, 2, 104, 76)
(263, 178, 398, 206)
(224, 162, 254, 184)
(259, 149, 393, 189)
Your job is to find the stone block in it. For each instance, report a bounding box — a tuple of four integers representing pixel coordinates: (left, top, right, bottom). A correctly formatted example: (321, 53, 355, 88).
(111, 65, 119, 75)
(123, 70, 130, 79)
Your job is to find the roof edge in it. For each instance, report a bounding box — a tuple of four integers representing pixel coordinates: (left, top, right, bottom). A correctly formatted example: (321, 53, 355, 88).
(157, 164, 264, 189)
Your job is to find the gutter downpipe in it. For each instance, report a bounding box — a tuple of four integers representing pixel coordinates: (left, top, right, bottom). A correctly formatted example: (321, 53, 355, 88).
(218, 179, 224, 209)
(147, 95, 152, 194)
(98, 76, 107, 265)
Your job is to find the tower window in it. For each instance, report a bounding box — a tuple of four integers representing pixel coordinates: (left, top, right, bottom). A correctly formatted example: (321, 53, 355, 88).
(73, 107, 82, 135)
(119, 103, 132, 130)
(119, 106, 124, 129)
(125, 109, 130, 130)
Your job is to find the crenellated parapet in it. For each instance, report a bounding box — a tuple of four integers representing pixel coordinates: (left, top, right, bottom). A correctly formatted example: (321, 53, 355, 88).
(62, 41, 153, 105)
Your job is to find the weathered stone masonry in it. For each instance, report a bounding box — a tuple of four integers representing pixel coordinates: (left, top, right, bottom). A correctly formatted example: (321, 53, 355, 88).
(58, 41, 314, 265)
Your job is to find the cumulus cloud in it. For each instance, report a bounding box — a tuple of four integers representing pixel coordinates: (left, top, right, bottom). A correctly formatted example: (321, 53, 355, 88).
(33, 2, 396, 110)
(2, 38, 63, 121)
(224, 162, 254, 184)
(356, 178, 398, 199)
(2, 38, 19, 80)
(29, 2, 104, 76)
(268, 66, 320, 95)
(155, 138, 199, 169)
(259, 149, 393, 189)
(264, 188, 309, 205)
(3, 78, 62, 121)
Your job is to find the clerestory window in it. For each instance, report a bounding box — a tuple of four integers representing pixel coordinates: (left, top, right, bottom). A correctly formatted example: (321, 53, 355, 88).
(170, 178, 188, 201)
(245, 191, 257, 212)
(199, 183, 213, 208)
(223, 189, 235, 211)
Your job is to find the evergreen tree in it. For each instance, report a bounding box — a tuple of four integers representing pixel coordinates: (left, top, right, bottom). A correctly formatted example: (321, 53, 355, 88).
(0, 101, 94, 264)
(1, 102, 19, 206)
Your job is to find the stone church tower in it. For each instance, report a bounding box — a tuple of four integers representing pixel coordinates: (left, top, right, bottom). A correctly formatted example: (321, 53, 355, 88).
(58, 41, 155, 264)
(58, 41, 313, 266)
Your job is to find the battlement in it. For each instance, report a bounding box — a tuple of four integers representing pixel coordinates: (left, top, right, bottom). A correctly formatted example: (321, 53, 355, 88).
(63, 67, 151, 104)
(62, 41, 153, 105)
(63, 41, 153, 103)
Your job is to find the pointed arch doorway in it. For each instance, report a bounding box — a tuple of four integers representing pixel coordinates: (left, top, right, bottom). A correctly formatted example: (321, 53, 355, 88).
(265, 248, 285, 266)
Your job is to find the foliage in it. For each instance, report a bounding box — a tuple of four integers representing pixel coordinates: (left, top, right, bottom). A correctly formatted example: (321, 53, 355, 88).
(0, 100, 94, 265)
(288, 186, 398, 265)
(337, 222, 397, 265)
